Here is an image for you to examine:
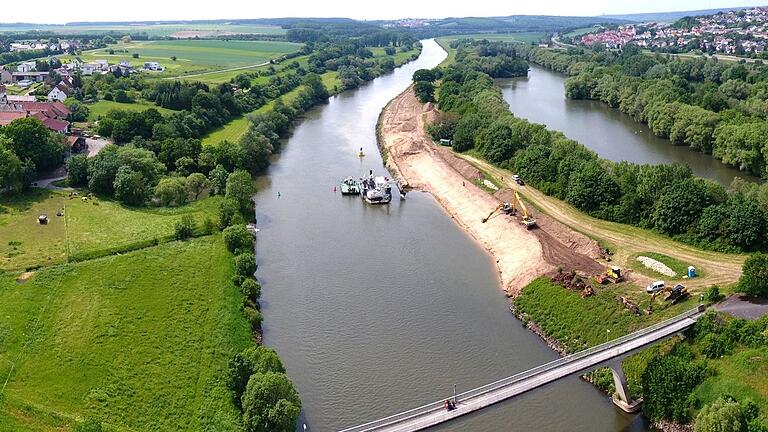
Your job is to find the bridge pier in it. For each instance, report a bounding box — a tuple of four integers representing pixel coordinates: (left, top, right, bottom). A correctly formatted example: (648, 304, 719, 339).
(609, 366, 642, 413)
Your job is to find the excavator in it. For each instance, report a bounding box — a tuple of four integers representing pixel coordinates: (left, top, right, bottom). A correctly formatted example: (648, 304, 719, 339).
(481, 202, 515, 223)
(515, 191, 537, 229)
(647, 284, 690, 313)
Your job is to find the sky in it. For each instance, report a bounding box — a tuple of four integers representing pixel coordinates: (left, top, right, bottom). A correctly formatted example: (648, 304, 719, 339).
(3, 0, 767, 24)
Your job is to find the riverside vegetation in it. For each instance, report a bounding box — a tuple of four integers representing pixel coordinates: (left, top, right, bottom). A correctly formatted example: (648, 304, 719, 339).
(421, 38, 768, 431)
(0, 21, 419, 431)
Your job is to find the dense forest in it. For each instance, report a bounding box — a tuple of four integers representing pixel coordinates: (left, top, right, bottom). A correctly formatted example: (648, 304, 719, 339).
(425, 41, 768, 253)
(515, 44, 768, 179)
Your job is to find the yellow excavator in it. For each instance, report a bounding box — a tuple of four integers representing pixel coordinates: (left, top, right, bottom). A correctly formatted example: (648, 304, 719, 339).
(647, 284, 690, 313)
(481, 202, 515, 223)
(515, 191, 537, 229)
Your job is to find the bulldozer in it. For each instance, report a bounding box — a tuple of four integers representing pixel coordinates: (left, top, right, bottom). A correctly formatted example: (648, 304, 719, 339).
(515, 191, 537, 229)
(595, 266, 623, 284)
(481, 202, 515, 223)
(647, 284, 689, 313)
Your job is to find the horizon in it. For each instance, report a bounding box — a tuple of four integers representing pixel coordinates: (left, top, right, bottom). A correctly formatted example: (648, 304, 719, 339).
(0, 0, 765, 25)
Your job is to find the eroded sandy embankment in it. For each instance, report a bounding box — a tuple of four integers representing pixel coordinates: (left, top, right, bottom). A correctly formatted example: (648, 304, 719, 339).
(377, 87, 603, 296)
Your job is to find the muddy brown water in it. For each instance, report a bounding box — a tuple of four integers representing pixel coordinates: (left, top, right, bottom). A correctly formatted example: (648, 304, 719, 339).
(499, 65, 761, 186)
(255, 40, 652, 431)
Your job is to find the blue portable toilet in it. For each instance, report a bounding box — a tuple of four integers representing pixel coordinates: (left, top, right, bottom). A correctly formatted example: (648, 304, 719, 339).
(688, 266, 696, 278)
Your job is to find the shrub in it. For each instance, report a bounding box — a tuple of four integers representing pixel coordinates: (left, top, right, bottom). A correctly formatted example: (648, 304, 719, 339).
(173, 215, 196, 240)
(227, 346, 286, 405)
(201, 217, 217, 235)
(241, 278, 262, 301)
(74, 418, 103, 432)
(234, 252, 257, 277)
(642, 354, 707, 422)
(694, 398, 745, 432)
(223, 224, 252, 253)
(244, 306, 263, 330)
(218, 197, 242, 230)
(699, 333, 732, 359)
(706, 285, 724, 303)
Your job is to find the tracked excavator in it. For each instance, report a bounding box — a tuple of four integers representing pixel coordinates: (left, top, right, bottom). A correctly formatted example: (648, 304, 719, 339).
(481, 202, 515, 223)
(515, 191, 537, 229)
(647, 284, 690, 313)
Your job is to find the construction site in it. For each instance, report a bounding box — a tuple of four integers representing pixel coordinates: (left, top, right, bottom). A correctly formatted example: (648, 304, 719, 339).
(377, 85, 745, 314)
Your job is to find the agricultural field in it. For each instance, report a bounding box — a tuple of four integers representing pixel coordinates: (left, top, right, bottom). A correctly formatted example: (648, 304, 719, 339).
(0, 23, 286, 37)
(60, 39, 303, 78)
(86, 99, 176, 121)
(0, 235, 252, 431)
(0, 190, 221, 271)
(444, 32, 546, 44)
(562, 26, 600, 38)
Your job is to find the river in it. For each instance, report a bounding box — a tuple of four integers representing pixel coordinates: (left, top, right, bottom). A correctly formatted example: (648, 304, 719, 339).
(255, 40, 650, 432)
(499, 65, 759, 186)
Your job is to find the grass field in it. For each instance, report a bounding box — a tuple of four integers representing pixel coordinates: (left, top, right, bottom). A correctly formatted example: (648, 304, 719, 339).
(0, 190, 221, 271)
(443, 32, 546, 44)
(563, 26, 600, 38)
(0, 23, 285, 37)
(0, 235, 252, 431)
(59, 39, 302, 79)
(86, 99, 176, 121)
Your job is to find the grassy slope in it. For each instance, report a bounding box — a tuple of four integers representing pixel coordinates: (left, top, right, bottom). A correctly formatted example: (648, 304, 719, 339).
(441, 32, 545, 44)
(0, 191, 221, 271)
(0, 235, 251, 431)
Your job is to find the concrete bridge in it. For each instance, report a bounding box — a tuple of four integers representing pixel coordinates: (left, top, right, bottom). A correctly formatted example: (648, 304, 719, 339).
(338, 307, 705, 432)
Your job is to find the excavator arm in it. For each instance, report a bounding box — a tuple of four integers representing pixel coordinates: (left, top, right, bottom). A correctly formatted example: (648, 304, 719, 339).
(514, 191, 537, 229)
(481, 204, 503, 223)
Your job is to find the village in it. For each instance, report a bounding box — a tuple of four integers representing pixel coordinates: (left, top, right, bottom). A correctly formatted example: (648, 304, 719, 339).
(580, 6, 768, 55)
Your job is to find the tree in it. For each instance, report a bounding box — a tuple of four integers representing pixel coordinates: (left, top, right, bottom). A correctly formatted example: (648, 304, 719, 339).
(208, 164, 229, 195)
(642, 354, 707, 423)
(64, 99, 90, 122)
(2, 117, 65, 173)
(226, 170, 255, 214)
(739, 253, 768, 298)
(113, 166, 150, 206)
(227, 346, 286, 405)
(0, 138, 23, 193)
(154, 177, 189, 206)
(652, 179, 708, 235)
(241, 372, 301, 432)
(240, 278, 261, 301)
(414, 81, 435, 103)
(565, 161, 620, 212)
(234, 252, 257, 277)
(186, 172, 208, 200)
(223, 224, 253, 253)
(218, 197, 243, 230)
(412, 69, 436, 82)
(66, 155, 89, 187)
(694, 398, 745, 432)
(88, 145, 123, 194)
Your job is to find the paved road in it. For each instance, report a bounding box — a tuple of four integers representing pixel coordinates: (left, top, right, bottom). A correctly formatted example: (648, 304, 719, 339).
(717, 295, 768, 320)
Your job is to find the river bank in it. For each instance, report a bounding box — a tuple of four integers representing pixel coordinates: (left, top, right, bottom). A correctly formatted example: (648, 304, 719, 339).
(376, 86, 603, 296)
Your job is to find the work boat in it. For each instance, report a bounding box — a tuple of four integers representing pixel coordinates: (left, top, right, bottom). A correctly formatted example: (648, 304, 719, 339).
(361, 174, 405, 204)
(340, 177, 360, 195)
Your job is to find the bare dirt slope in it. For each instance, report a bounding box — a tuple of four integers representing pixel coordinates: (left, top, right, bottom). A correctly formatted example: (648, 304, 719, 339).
(461, 154, 745, 290)
(379, 88, 602, 295)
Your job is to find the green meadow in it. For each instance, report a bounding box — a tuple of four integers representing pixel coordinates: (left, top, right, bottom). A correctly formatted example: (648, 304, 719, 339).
(0, 235, 252, 431)
(0, 190, 221, 271)
(86, 99, 176, 121)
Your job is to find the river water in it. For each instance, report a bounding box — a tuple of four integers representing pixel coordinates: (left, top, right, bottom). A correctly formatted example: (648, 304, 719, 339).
(499, 65, 759, 186)
(256, 40, 650, 432)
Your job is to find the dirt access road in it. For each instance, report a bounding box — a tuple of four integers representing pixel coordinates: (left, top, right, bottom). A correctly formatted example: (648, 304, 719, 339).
(461, 155, 745, 291)
(378, 88, 602, 295)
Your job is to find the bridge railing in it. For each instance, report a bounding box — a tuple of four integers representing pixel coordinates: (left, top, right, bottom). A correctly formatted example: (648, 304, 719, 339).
(337, 307, 702, 432)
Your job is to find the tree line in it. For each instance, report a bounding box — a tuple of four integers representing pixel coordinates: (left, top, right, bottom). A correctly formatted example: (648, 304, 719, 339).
(425, 42, 768, 252)
(516, 43, 768, 179)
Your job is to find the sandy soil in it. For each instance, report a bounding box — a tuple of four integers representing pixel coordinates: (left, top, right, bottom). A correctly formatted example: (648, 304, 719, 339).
(379, 88, 603, 295)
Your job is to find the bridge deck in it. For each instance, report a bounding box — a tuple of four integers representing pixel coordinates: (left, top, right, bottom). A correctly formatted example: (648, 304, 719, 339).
(339, 308, 702, 432)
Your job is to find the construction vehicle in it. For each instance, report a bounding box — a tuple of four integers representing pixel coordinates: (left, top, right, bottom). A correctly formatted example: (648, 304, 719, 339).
(647, 283, 689, 313)
(481, 202, 515, 223)
(595, 266, 623, 284)
(515, 191, 537, 229)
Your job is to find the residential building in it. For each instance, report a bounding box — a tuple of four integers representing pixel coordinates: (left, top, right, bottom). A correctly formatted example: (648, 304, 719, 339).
(47, 82, 71, 102)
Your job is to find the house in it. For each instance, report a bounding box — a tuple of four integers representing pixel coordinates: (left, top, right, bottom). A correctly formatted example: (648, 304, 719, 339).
(93, 60, 109, 71)
(0, 111, 27, 126)
(12, 71, 48, 83)
(67, 135, 86, 152)
(143, 61, 163, 71)
(41, 117, 69, 134)
(17, 61, 36, 73)
(81, 64, 95, 76)
(47, 82, 71, 102)
(0, 67, 11, 84)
